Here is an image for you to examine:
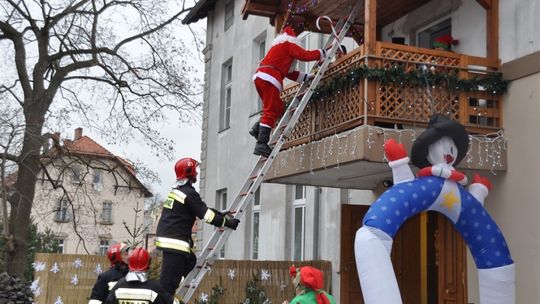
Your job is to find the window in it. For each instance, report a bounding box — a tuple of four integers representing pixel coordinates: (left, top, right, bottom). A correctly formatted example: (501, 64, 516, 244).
(101, 201, 113, 224)
(56, 239, 65, 253)
(224, 1, 234, 31)
(55, 198, 70, 222)
(71, 167, 81, 183)
(251, 189, 261, 259)
(216, 189, 227, 258)
(416, 18, 451, 49)
(295, 185, 306, 200)
(93, 170, 103, 191)
(220, 59, 233, 131)
(255, 37, 266, 113)
(292, 185, 306, 260)
(99, 240, 110, 256)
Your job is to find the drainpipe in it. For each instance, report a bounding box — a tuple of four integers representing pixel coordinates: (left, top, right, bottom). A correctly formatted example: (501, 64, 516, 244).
(313, 187, 321, 260)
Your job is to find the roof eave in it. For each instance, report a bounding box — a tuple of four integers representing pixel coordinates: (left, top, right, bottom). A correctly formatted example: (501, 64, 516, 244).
(182, 0, 216, 25)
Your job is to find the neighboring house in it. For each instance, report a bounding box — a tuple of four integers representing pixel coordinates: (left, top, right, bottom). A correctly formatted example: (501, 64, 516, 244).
(31, 128, 152, 255)
(185, 0, 539, 303)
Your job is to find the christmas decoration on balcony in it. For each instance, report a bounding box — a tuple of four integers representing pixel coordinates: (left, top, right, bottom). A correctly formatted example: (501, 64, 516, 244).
(308, 65, 508, 101)
(355, 114, 515, 304)
(272, 124, 506, 179)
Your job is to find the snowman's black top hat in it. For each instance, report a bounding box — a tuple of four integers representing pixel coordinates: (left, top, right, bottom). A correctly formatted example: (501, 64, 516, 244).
(411, 114, 469, 169)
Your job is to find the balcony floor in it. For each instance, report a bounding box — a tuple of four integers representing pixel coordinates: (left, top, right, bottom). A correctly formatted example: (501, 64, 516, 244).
(265, 125, 507, 190)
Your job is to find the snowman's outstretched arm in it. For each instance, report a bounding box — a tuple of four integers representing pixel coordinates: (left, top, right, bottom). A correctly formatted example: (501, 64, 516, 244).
(469, 174, 492, 206)
(385, 139, 414, 184)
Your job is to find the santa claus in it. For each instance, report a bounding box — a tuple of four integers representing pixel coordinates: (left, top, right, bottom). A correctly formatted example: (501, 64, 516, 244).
(250, 26, 326, 157)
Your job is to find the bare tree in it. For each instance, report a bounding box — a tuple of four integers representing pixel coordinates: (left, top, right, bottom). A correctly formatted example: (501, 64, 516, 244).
(0, 0, 200, 277)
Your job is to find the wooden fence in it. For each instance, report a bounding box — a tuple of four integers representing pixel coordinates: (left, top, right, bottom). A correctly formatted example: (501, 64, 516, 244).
(32, 253, 332, 304)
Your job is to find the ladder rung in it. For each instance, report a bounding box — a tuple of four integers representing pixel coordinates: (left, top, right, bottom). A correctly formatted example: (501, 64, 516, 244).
(239, 192, 250, 196)
(218, 227, 225, 232)
(289, 107, 297, 112)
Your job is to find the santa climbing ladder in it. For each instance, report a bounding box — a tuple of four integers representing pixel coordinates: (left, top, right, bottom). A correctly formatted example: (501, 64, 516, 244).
(250, 26, 326, 157)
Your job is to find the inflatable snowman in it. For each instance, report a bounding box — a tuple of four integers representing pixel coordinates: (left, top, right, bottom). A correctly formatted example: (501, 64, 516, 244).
(355, 114, 515, 304)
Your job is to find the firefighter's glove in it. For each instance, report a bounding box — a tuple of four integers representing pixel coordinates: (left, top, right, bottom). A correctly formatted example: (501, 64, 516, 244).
(224, 218, 240, 230)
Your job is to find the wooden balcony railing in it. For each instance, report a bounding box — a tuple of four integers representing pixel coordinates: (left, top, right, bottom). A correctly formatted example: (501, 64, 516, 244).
(281, 42, 503, 149)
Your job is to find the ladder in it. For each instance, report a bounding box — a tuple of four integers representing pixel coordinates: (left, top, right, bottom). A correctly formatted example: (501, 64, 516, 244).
(177, 2, 362, 302)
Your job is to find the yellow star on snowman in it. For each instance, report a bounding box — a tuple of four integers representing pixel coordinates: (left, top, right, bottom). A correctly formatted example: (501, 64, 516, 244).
(441, 191, 459, 210)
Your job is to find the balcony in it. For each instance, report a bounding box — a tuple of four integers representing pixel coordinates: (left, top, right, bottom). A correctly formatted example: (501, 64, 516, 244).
(243, 0, 506, 189)
(282, 42, 503, 148)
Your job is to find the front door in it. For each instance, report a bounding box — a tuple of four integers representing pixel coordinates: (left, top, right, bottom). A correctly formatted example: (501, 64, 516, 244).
(340, 205, 467, 304)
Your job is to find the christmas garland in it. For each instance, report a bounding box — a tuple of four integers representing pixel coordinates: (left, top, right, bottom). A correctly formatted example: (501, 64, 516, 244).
(310, 65, 508, 100)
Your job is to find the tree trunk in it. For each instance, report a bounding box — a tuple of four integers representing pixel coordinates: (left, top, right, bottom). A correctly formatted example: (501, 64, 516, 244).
(5, 111, 46, 278)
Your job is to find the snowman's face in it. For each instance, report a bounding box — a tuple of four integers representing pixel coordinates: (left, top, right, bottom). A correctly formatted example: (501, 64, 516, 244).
(427, 136, 458, 166)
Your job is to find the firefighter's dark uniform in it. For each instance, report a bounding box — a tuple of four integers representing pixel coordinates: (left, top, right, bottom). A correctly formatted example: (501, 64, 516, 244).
(89, 263, 129, 303)
(156, 182, 235, 294)
(105, 273, 176, 304)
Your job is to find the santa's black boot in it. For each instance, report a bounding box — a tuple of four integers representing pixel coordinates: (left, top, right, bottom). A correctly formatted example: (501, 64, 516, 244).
(253, 126, 272, 157)
(249, 121, 260, 139)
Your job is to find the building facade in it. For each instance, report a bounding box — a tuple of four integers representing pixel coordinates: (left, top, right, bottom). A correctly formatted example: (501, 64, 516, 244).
(186, 0, 540, 303)
(31, 128, 152, 255)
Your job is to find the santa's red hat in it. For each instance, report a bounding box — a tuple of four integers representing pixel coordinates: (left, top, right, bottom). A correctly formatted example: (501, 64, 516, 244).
(433, 34, 459, 50)
(282, 26, 297, 37)
(289, 266, 330, 304)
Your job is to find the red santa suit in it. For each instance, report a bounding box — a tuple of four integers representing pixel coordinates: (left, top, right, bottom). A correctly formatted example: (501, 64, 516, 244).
(253, 28, 325, 128)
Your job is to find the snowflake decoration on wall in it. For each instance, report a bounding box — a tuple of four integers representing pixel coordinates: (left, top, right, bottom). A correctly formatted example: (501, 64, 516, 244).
(54, 296, 63, 304)
(50, 262, 60, 274)
(260, 269, 271, 281)
(30, 278, 42, 296)
(279, 281, 287, 291)
(200, 292, 208, 302)
(73, 258, 83, 268)
(94, 263, 103, 275)
(32, 261, 46, 272)
(227, 268, 236, 280)
(70, 274, 79, 285)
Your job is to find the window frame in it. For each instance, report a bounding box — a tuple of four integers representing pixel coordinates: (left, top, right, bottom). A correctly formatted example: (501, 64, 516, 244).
(101, 200, 113, 224)
(415, 17, 452, 49)
(251, 188, 261, 260)
(292, 185, 306, 261)
(99, 239, 110, 256)
(224, 0, 234, 31)
(219, 59, 233, 132)
(216, 188, 228, 258)
(71, 166, 82, 184)
(56, 239, 65, 253)
(55, 198, 70, 222)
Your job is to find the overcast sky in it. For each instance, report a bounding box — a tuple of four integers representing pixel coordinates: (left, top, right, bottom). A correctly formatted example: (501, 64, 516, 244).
(0, 1, 206, 200)
(87, 18, 207, 199)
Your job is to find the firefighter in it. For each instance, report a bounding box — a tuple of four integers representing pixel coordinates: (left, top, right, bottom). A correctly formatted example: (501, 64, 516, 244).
(156, 157, 240, 294)
(89, 243, 130, 304)
(105, 247, 176, 304)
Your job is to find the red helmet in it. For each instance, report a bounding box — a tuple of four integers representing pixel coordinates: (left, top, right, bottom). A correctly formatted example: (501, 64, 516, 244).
(128, 247, 150, 272)
(174, 158, 199, 181)
(107, 243, 130, 265)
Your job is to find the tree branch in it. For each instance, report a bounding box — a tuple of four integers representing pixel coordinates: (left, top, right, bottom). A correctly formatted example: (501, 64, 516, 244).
(0, 21, 32, 98)
(113, 7, 190, 52)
